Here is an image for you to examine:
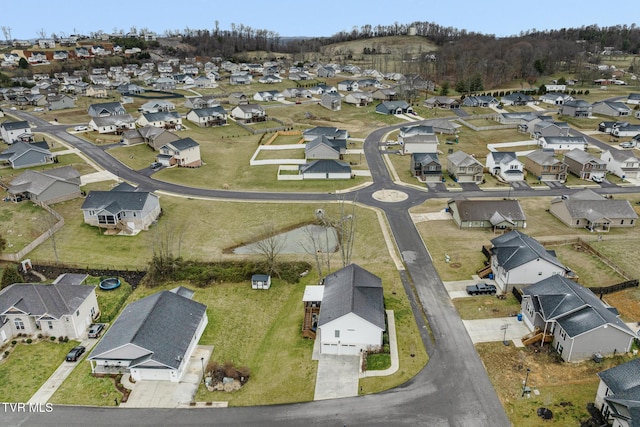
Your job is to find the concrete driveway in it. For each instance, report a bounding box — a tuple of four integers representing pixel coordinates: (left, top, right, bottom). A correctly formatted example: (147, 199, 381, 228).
(121, 345, 212, 408)
(443, 278, 502, 299)
(462, 317, 530, 344)
(313, 354, 360, 401)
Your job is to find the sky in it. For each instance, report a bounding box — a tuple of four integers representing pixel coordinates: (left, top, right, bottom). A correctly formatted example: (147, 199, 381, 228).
(2, 0, 638, 41)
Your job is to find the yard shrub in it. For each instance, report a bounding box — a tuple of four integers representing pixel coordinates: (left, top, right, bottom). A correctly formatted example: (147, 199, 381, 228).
(11, 340, 16, 346)
(58, 336, 64, 343)
(3, 351, 8, 357)
(0, 264, 24, 290)
(26, 338, 32, 344)
(50, 336, 56, 341)
(64, 336, 69, 342)
(37, 333, 43, 339)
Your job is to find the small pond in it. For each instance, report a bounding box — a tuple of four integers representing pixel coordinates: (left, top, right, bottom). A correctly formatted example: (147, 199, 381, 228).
(233, 224, 338, 254)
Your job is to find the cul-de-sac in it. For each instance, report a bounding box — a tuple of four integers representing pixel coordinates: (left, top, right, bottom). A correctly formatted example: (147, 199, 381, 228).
(1, 16, 640, 427)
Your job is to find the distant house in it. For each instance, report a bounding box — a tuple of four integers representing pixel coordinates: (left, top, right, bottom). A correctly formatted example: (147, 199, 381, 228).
(344, 91, 373, 107)
(462, 95, 499, 108)
(601, 149, 640, 180)
(122, 125, 180, 150)
(88, 288, 207, 382)
(258, 74, 282, 84)
(399, 125, 439, 155)
(253, 90, 283, 102)
(230, 73, 252, 85)
(186, 107, 227, 127)
(86, 85, 109, 98)
(316, 66, 336, 78)
(501, 93, 535, 106)
(489, 230, 569, 290)
(423, 96, 460, 109)
(152, 77, 176, 90)
(563, 149, 607, 180)
(0, 121, 32, 144)
(371, 88, 398, 101)
(302, 127, 348, 142)
(411, 153, 442, 182)
(157, 137, 202, 168)
(89, 114, 136, 134)
(524, 150, 568, 182)
(7, 166, 81, 204)
(549, 189, 637, 231)
(251, 274, 271, 290)
(320, 92, 341, 111)
(560, 99, 592, 118)
(520, 276, 636, 362)
(184, 95, 220, 110)
(230, 104, 266, 123)
(305, 135, 346, 160)
(87, 102, 126, 117)
(592, 100, 633, 117)
(0, 141, 54, 169)
(611, 122, 640, 138)
(532, 121, 571, 139)
(446, 151, 483, 183)
(375, 101, 413, 115)
(81, 183, 161, 232)
(317, 264, 385, 355)
(539, 92, 573, 105)
(498, 112, 538, 124)
(47, 94, 75, 110)
(0, 283, 98, 342)
(625, 93, 640, 105)
(485, 151, 524, 182)
(539, 136, 587, 153)
(299, 159, 352, 180)
(139, 100, 175, 113)
(337, 80, 359, 92)
(595, 359, 640, 426)
(136, 111, 183, 129)
(447, 197, 526, 230)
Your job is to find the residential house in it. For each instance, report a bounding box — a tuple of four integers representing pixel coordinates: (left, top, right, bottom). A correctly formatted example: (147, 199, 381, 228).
(299, 159, 352, 180)
(316, 264, 385, 355)
(87, 102, 126, 117)
(122, 125, 180, 150)
(539, 136, 587, 153)
(560, 99, 592, 117)
(592, 101, 633, 117)
(612, 122, 640, 138)
(501, 93, 536, 106)
(399, 125, 439, 155)
(598, 121, 626, 134)
(524, 150, 568, 182)
(462, 95, 499, 108)
(228, 92, 248, 105)
(357, 78, 382, 89)
(446, 151, 484, 183)
(193, 75, 217, 89)
(87, 288, 207, 382)
(595, 359, 640, 426)
(520, 275, 636, 362)
(423, 96, 460, 109)
(0, 121, 32, 144)
(157, 138, 201, 168)
(258, 74, 282, 84)
(0, 282, 98, 343)
(184, 96, 220, 110)
(344, 91, 373, 107)
(89, 114, 136, 134)
(186, 107, 228, 127)
(302, 127, 349, 142)
(489, 230, 570, 290)
(288, 71, 313, 81)
(320, 92, 341, 111)
(316, 66, 336, 78)
(139, 100, 175, 114)
(498, 112, 538, 124)
(375, 101, 413, 115)
(136, 111, 183, 129)
(81, 182, 160, 232)
(486, 151, 524, 182)
(532, 121, 571, 139)
(411, 153, 442, 182)
(371, 88, 398, 101)
(253, 90, 283, 102)
(230, 72, 252, 85)
(549, 189, 637, 231)
(0, 141, 54, 169)
(305, 136, 347, 160)
(601, 149, 640, 179)
(7, 166, 81, 204)
(447, 197, 526, 230)
(563, 149, 608, 180)
(230, 104, 266, 123)
(337, 80, 359, 92)
(47, 94, 75, 110)
(625, 93, 640, 105)
(152, 77, 176, 90)
(85, 85, 109, 98)
(539, 92, 573, 105)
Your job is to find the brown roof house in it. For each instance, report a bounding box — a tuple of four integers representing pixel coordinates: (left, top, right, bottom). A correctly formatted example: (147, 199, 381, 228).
(447, 197, 526, 230)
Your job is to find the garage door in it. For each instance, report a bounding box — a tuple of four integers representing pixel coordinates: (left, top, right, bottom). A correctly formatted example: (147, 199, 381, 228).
(322, 343, 338, 355)
(340, 344, 358, 356)
(139, 369, 172, 381)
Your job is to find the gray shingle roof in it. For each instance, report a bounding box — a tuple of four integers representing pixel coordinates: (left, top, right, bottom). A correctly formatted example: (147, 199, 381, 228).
(0, 283, 95, 319)
(81, 185, 156, 212)
(300, 159, 351, 174)
(318, 264, 385, 330)
(489, 151, 518, 164)
(302, 126, 348, 140)
(450, 199, 526, 223)
(166, 137, 199, 151)
(523, 275, 634, 338)
(448, 150, 482, 167)
(9, 166, 80, 196)
(89, 290, 206, 369)
(412, 152, 440, 165)
(564, 148, 606, 165)
(141, 111, 181, 122)
(1, 120, 30, 131)
(552, 189, 638, 221)
(305, 135, 346, 154)
(598, 358, 640, 396)
(189, 106, 227, 117)
(526, 150, 562, 166)
(491, 230, 567, 272)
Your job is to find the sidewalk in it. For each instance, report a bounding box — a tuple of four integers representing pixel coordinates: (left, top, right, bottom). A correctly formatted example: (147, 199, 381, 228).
(28, 338, 99, 404)
(360, 310, 399, 378)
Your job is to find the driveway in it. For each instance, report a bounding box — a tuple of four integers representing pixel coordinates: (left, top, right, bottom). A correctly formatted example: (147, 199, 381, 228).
(443, 278, 502, 299)
(121, 345, 213, 408)
(462, 317, 530, 344)
(313, 354, 360, 400)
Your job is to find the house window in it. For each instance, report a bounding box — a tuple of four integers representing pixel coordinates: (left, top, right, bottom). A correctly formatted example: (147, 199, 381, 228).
(335, 330, 340, 338)
(91, 307, 95, 317)
(48, 321, 53, 330)
(76, 310, 79, 317)
(621, 220, 624, 225)
(14, 318, 25, 330)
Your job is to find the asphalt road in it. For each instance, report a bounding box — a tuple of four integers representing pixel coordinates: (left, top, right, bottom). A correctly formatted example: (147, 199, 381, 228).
(4, 110, 639, 426)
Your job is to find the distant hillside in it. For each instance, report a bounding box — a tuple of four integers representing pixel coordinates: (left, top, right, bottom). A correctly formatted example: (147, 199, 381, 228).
(320, 36, 437, 58)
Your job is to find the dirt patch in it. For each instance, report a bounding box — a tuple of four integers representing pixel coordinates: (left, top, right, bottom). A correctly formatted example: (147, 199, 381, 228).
(602, 287, 640, 321)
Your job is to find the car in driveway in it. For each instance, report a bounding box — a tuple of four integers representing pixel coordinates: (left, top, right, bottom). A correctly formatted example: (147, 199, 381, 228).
(591, 175, 605, 183)
(150, 162, 163, 170)
(74, 125, 88, 131)
(620, 141, 637, 149)
(88, 323, 105, 338)
(65, 346, 86, 362)
(466, 282, 497, 295)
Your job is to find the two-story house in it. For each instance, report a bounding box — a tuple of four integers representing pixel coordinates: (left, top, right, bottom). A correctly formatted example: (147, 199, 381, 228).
(524, 150, 568, 182)
(411, 153, 442, 182)
(563, 148, 607, 180)
(446, 151, 484, 183)
(601, 149, 640, 180)
(157, 138, 201, 168)
(486, 152, 524, 182)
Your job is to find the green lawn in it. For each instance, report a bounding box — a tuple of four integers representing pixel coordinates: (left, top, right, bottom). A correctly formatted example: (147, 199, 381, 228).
(254, 148, 305, 161)
(107, 143, 158, 170)
(0, 340, 79, 402)
(49, 358, 122, 406)
(453, 294, 522, 320)
(366, 353, 391, 370)
(0, 201, 57, 254)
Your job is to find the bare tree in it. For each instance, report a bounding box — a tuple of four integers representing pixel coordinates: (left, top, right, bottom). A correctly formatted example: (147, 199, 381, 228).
(253, 223, 286, 277)
(40, 210, 60, 263)
(298, 224, 325, 283)
(335, 195, 357, 267)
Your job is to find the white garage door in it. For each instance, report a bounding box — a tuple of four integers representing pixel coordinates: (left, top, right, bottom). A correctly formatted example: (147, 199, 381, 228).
(322, 343, 338, 355)
(340, 344, 358, 356)
(139, 369, 172, 381)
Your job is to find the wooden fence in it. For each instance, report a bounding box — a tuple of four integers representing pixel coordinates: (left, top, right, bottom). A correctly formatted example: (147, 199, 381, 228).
(589, 279, 639, 296)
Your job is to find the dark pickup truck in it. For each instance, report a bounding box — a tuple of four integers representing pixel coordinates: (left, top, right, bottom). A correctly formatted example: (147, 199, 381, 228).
(466, 282, 497, 296)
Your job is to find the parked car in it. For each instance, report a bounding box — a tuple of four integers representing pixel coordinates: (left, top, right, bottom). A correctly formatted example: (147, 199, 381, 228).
(65, 345, 86, 362)
(74, 125, 88, 131)
(150, 162, 162, 170)
(591, 175, 604, 183)
(466, 282, 497, 296)
(34, 107, 45, 112)
(88, 323, 105, 338)
(620, 141, 637, 149)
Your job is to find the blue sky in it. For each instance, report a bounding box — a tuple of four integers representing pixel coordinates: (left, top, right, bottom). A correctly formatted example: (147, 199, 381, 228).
(2, 0, 638, 40)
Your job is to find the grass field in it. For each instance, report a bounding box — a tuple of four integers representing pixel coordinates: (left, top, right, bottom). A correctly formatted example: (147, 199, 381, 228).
(0, 201, 58, 254)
